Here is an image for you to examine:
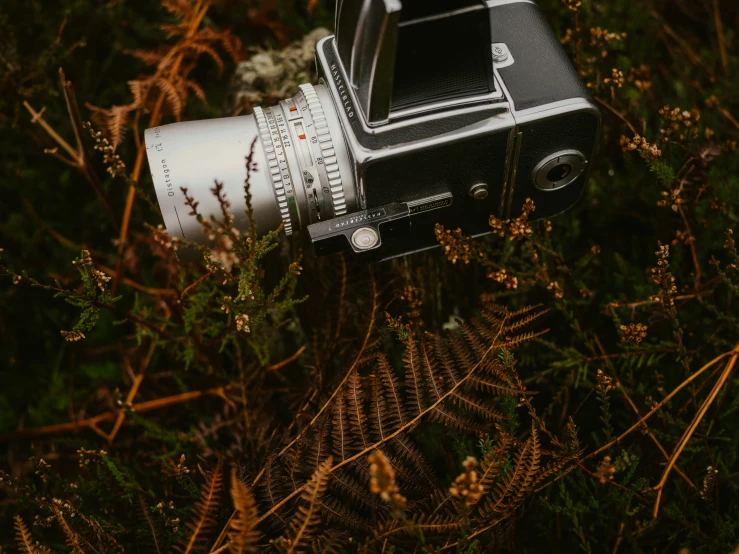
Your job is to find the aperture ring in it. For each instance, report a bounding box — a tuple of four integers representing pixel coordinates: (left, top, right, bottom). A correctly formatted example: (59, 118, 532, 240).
(299, 84, 347, 216)
(253, 106, 294, 235)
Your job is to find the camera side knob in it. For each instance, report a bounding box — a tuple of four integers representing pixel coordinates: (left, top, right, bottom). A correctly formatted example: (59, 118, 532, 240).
(468, 183, 489, 200)
(533, 150, 588, 192)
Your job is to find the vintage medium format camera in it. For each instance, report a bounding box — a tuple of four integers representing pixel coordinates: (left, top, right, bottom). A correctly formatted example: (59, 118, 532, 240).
(145, 0, 600, 262)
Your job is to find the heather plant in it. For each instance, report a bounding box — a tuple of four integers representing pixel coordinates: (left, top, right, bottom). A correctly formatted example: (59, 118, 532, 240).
(1, 0, 739, 552)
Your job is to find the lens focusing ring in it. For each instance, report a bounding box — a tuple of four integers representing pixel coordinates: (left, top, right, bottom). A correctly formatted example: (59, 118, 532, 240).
(299, 84, 347, 216)
(253, 106, 294, 235)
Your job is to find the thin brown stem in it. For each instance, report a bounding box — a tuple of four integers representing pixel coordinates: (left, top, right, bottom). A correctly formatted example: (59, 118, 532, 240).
(620, 388, 695, 489)
(652, 350, 738, 518)
(593, 96, 638, 135)
(266, 345, 307, 372)
(713, 0, 728, 74)
(97, 264, 178, 296)
(677, 204, 701, 290)
(576, 462, 648, 503)
(582, 347, 735, 462)
(180, 269, 217, 301)
(0, 386, 232, 442)
(107, 373, 145, 443)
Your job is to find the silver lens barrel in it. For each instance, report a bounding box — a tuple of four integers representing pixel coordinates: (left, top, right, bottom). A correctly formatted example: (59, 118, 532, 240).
(144, 83, 355, 248)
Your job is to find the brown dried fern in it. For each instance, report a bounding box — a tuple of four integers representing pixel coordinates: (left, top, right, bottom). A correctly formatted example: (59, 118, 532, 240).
(53, 508, 84, 554)
(227, 467, 260, 554)
(284, 456, 333, 554)
(14, 515, 51, 554)
(216, 304, 549, 547)
(176, 463, 223, 554)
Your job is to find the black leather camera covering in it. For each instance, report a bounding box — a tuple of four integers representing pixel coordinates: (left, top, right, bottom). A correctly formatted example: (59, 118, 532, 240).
(490, 2, 589, 111)
(392, 6, 495, 111)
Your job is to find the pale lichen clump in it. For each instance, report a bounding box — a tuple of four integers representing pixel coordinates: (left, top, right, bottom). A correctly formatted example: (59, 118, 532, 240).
(232, 28, 331, 109)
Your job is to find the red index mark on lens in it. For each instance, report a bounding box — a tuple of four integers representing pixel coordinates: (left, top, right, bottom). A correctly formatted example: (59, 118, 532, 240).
(290, 106, 298, 112)
(299, 134, 306, 140)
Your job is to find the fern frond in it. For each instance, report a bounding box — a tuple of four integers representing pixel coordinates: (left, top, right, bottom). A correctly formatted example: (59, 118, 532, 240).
(136, 494, 164, 554)
(175, 463, 223, 554)
(330, 467, 374, 511)
(183, 79, 207, 104)
(53, 508, 84, 554)
(345, 370, 368, 450)
(389, 435, 437, 487)
(310, 530, 351, 554)
(162, 0, 195, 19)
(531, 459, 568, 491)
(447, 332, 475, 373)
(182, 41, 224, 74)
(320, 497, 371, 531)
(434, 334, 460, 385)
(106, 105, 129, 147)
(127, 79, 147, 109)
(285, 456, 333, 554)
(459, 320, 487, 355)
(332, 393, 349, 461)
(504, 329, 549, 349)
(125, 49, 165, 66)
(374, 513, 461, 541)
(420, 339, 445, 401)
(510, 427, 541, 506)
(228, 467, 260, 554)
(14, 515, 50, 554)
(403, 336, 425, 415)
(479, 426, 541, 518)
(505, 304, 544, 318)
(448, 391, 503, 420)
(477, 430, 515, 491)
(306, 413, 332, 471)
(502, 309, 549, 335)
(429, 405, 479, 434)
(378, 354, 407, 427)
(218, 31, 243, 63)
(466, 375, 519, 396)
(154, 77, 183, 117)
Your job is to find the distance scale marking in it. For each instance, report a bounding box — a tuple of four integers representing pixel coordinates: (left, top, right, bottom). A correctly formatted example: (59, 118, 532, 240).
(269, 107, 311, 230)
(284, 92, 336, 222)
(253, 107, 293, 234)
(264, 107, 303, 233)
